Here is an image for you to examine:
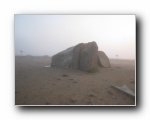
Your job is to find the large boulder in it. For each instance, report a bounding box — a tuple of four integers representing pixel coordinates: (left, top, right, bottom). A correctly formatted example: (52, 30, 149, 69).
(51, 46, 74, 68)
(51, 41, 110, 72)
(71, 43, 84, 69)
(97, 51, 111, 68)
(79, 42, 99, 72)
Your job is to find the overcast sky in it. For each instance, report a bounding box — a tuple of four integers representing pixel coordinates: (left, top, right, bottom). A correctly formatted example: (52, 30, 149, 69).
(15, 15, 135, 59)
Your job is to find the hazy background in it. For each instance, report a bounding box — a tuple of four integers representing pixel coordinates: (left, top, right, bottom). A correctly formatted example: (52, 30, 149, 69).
(15, 15, 135, 59)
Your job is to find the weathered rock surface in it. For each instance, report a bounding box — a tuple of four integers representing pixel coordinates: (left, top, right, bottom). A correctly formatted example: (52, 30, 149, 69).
(71, 43, 84, 69)
(51, 46, 74, 68)
(51, 41, 110, 72)
(79, 42, 99, 72)
(97, 51, 111, 68)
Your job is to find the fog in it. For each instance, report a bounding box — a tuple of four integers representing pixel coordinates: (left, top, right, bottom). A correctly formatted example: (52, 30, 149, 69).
(15, 15, 135, 59)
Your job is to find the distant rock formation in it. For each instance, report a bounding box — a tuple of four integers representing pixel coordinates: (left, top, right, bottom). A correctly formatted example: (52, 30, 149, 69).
(51, 41, 110, 72)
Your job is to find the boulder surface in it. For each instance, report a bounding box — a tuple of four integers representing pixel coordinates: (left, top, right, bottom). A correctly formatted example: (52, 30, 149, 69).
(97, 51, 111, 68)
(79, 42, 99, 72)
(51, 41, 110, 72)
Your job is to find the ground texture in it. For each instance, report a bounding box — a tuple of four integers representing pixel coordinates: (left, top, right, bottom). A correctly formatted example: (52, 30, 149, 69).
(15, 56, 135, 105)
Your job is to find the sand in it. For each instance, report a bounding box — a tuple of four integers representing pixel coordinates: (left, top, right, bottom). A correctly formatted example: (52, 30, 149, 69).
(15, 56, 135, 105)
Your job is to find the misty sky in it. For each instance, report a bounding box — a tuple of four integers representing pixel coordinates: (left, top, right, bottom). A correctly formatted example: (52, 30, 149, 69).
(15, 15, 135, 59)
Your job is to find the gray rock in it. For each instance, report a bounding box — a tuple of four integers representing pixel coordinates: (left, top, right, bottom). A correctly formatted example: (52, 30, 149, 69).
(79, 41, 99, 72)
(51, 41, 110, 72)
(71, 43, 84, 69)
(51, 46, 74, 68)
(97, 51, 110, 68)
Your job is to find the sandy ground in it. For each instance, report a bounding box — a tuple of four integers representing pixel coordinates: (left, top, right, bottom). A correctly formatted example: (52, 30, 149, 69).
(15, 56, 135, 105)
